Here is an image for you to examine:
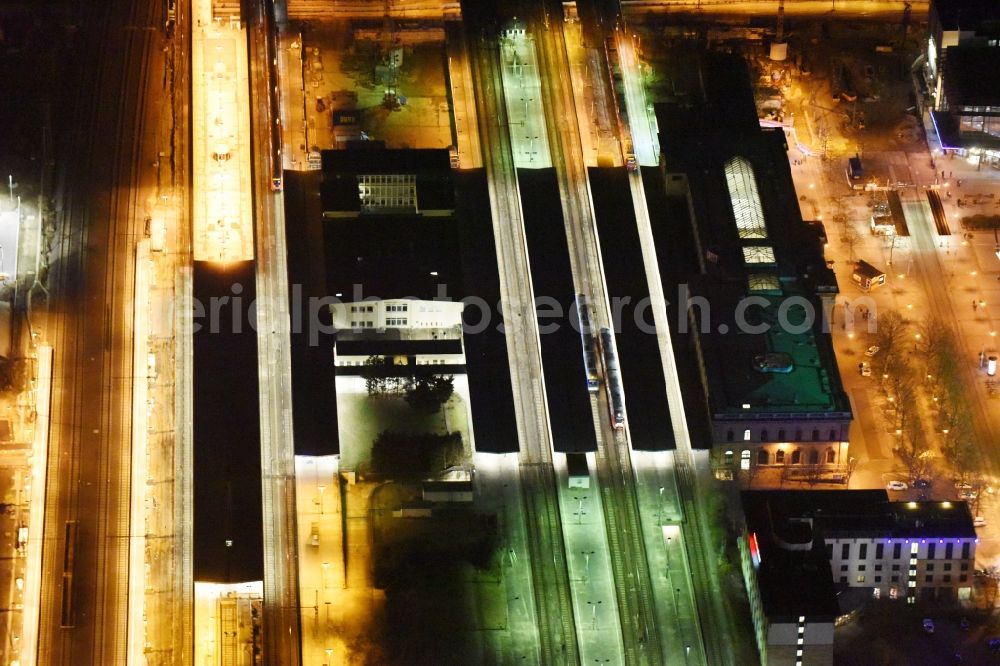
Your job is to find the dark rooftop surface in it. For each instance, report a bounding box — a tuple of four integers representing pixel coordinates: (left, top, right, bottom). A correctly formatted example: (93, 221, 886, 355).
(519, 169, 597, 453)
(741, 491, 839, 621)
(590, 167, 675, 450)
(193, 261, 263, 583)
(283, 171, 340, 456)
(933, 0, 1000, 30)
(742, 489, 977, 622)
(320, 146, 455, 214)
(653, 51, 847, 421)
(691, 280, 850, 418)
(454, 170, 518, 454)
(943, 46, 1000, 108)
(744, 490, 977, 540)
(643, 170, 715, 449)
(321, 215, 462, 302)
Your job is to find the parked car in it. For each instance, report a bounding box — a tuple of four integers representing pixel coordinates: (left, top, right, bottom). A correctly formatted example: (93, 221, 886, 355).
(866, 345, 880, 356)
(886, 481, 908, 491)
(859, 361, 872, 377)
(974, 517, 987, 528)
(923, 618, 935, 634)
(914, 478, 931, 489)
(960, 490, 978, 500)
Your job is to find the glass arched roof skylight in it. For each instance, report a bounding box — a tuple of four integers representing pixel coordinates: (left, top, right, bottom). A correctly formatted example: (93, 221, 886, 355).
(724, 156, 768, 240)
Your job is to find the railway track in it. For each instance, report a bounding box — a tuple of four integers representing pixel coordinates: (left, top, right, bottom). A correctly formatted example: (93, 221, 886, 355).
(675, 460, 728, 665)
(462, 5, 581, 662)
(36, 0, 158, 662)
(522, 0, 666, 661)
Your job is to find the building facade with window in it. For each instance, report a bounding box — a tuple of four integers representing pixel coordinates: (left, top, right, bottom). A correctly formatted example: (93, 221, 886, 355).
(655, 52, 851, 482)
(740, 491, 978, 665)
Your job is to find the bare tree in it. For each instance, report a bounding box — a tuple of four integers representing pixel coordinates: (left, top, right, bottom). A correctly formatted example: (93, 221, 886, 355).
(870, 309, 909, 377)
(895, 417, 930, 484)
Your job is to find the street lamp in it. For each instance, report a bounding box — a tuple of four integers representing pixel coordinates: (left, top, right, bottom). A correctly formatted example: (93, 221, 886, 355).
(587, 600, 602, 629)
(582, 550, 595, 581)
(658, 486, 665, 524)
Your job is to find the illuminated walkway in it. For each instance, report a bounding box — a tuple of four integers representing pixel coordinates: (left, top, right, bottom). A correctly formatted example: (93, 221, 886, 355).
(616, 33, 659, 166)
(500, 25, 552, 169)
(192, 0, 254, 262)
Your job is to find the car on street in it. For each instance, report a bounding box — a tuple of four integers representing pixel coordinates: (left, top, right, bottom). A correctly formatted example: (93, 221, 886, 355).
(923, 618, 935, 634)
(866, 345, 880, 356)
(960, 490, 978, 500)
(974, 517, 987, 528)
(886, 481, 908, 491)
(914, 478, 931, 489)
(859, 361, 872, 377)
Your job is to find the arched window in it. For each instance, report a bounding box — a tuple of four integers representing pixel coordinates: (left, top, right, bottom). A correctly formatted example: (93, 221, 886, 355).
(812, 429, 820, 441)
(743, 429, 751, 441)
(778, 429, 786, 441)
(795, 429, 803, 441)
(829, 429, 837, 441)
(791, 449, 801, 464)
(726, 430, 734, 442)
(808, 449, 820, 465)
(761, 429, 769, 442)
(758, 449, 769, 465)
(826, 449, 836, 463)
(775, 450, 785, 464)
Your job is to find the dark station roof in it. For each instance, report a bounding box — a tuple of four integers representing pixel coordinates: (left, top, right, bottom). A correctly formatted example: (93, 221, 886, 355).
(518, 169, 597, 453)
(193, 261, 263, 583)
(590, 167, 675, 450)
(453, 171, 519, 454)
(321, 215, 462, 303)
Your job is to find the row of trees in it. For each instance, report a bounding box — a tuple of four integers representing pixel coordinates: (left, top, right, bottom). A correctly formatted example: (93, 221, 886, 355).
(871, 310, 984, 496)
(360, 355, 455, 415)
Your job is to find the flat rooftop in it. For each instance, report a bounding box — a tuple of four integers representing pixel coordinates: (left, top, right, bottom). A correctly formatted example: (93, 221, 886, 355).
(454, 171, 519, 454)
(654, 51, 847, 422)
(744, 490, 977, 540)
(321, 215, 462, 302)
(519, 169, 597, 453)
(283, 171, 340, 457)
(193, 261, 263, 582)
(933, 0, 1000, 30)
(694, 281, 849, 418)
(320, 145, 455, 214)
(590, 167, 675, 450)
(943, 45, 1000, 108)
(741, 491, 839, 622)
